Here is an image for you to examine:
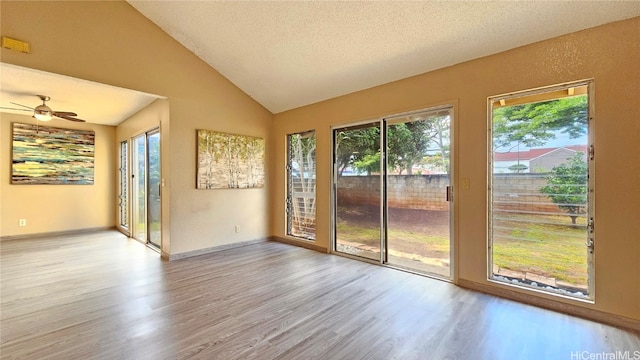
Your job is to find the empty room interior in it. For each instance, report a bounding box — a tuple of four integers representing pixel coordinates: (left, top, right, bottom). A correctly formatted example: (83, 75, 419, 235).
(1, 1, 639, 359)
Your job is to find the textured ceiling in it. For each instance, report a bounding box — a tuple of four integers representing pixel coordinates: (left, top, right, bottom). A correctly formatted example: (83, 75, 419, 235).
(0, 63, 162, 126)
(128, 1, 640, 114)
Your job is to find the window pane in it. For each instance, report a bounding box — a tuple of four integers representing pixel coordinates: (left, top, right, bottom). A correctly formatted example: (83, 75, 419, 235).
(287, 131, 316, 240)
(490, 84, 591, 299)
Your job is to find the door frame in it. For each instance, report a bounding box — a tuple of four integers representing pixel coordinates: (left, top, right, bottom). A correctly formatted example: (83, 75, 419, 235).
(129, 127, 162, 250)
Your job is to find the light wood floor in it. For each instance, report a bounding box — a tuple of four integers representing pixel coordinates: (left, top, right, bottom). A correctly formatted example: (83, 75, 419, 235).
(1, 231, 638, 360)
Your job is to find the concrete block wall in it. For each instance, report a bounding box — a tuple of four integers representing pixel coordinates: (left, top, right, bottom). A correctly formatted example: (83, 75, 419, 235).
(336, 174, 560, 213)
(492, 173, 559, 213)
(337, 175, 450, 211)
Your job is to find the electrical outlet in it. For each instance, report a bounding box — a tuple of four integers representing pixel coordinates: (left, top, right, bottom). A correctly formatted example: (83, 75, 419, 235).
(19, 219, 26, 227)
(235, 225, 240, 233)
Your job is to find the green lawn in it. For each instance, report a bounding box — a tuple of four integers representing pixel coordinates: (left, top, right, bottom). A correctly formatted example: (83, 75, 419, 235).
(337, 213, 587, 287)
(492, 214, 588, 285)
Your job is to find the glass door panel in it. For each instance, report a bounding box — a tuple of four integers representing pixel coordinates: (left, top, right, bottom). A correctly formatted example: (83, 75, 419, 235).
(132, 135, 147, 242)
(147, 130, 161, 248)
(385, 110, 452, 278)
(334, 123, 382, 261)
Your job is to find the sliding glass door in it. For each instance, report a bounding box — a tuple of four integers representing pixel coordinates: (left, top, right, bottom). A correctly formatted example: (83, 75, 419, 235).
(131, 129, 161, 248)
(333, 107, 453, 278)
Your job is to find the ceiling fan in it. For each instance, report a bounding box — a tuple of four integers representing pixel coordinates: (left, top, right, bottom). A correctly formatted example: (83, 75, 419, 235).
(1, 95, 86, 122)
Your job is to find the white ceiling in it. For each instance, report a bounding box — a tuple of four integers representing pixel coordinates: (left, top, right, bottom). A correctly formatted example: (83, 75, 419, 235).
(127, 1, 640, 114)
(0, 63, 162, 126)
(1, 3, 638, 122)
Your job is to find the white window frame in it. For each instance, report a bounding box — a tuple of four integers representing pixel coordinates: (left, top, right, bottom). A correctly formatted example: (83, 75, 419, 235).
(286, 130, 317, 241)
(487, 80, 595, 301)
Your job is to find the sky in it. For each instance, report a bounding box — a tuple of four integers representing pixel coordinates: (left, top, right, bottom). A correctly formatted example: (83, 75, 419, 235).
(543, 132, 588, 149)
(497, 131, 588, 152)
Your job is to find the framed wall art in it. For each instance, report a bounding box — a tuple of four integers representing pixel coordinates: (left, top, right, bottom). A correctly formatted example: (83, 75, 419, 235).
(11, 122, 95, 185)
(197, 129, 265, 189)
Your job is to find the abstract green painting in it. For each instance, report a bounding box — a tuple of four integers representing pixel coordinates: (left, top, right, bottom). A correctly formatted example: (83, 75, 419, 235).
(12, 122, 95, 185)
(197, 129, 265, 189)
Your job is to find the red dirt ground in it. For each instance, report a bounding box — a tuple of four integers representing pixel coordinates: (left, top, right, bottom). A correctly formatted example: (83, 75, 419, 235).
(337, 204, 450, 236)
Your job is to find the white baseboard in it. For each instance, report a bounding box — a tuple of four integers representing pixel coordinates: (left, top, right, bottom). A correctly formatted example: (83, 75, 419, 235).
(458, 278, 640, 332)
(0, 226, 117, 241)
(167, 237, 269, 261)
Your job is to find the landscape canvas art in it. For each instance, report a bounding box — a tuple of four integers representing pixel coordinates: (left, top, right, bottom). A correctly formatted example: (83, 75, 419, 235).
(197, 130, 265, 189)
(12, 122, 95, 185)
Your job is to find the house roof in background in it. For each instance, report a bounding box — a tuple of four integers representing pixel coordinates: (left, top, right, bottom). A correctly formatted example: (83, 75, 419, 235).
(127, 1, 640, 113)
(495, 145, 587, 161)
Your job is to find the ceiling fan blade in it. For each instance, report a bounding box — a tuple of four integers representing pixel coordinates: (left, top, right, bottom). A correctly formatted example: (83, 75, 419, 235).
(9, 102, 34, 110)
(53, 111, 78, 117)
(55, 114, 86, 122)
(0, 106, 31, 112)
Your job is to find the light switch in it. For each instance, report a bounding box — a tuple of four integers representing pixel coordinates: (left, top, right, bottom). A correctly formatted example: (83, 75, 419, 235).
(462, 178, 470, 190)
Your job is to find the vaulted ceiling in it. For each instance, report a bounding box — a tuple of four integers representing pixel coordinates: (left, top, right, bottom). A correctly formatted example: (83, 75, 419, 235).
(127, 1, 640, 113)
(2, 2, 638, 124)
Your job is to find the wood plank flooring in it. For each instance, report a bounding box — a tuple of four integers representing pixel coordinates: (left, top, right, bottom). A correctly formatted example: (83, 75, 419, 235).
(1, 231, 638, 359)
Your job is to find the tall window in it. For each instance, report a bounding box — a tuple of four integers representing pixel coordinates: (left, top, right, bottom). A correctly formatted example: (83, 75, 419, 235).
(488, 81, 593, 299)
(286, 130, 316, 240)
(119, 140, 129, 229)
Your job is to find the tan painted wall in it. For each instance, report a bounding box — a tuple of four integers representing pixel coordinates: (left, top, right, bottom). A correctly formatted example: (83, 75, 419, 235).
(0, 114, 116, 237)
(0, 1, 272, 255)
(273, 18, 640, 320)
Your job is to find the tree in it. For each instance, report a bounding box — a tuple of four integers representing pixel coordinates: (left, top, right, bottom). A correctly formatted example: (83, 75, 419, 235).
(421, 152, 448, 173)
(353, 152, 381, 174)
(387, 121, 432, 174)
(493, 96, 588, 150)
(540, 153, 588, 224)
(335, 127, 379, 175)
(426, 115, 451, 173)
(508, 163, 528, 173)
(335, 114, 450, 175)
(289, 132, 316, 238)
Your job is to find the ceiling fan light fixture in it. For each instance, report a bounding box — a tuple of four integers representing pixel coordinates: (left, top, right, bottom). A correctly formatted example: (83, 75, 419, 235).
(34, 104, 53, 121)
(2, 95, 86, 122)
